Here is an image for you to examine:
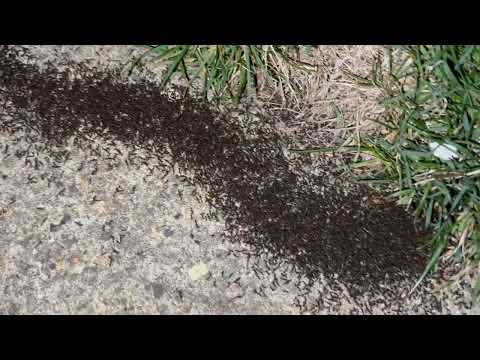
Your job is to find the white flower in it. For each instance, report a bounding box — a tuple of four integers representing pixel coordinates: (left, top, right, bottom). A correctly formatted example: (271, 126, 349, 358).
(429, 141, 459, 161)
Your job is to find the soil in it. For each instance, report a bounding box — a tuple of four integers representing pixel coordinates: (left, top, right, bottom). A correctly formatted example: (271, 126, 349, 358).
(0, 45, 429, 301)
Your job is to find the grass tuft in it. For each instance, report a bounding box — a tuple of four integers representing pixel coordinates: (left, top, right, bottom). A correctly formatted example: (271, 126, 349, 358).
(129, 45, 317, 104)
(350, 46, 480, 296)
(292, 46, 480, 300)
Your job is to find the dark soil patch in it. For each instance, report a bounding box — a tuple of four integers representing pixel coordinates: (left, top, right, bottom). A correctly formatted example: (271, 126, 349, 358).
(0, 46, 427, 297)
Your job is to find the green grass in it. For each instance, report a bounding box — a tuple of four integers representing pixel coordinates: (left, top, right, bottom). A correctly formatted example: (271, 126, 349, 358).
(129, 45, 316, 104)
(344, 46, 480, 297)
(367, 46, 480, 295)
(293, 46, 480, 300)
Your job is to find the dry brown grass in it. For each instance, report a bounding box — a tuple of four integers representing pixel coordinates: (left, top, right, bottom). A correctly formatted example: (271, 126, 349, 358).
(263, 45, 390, 148)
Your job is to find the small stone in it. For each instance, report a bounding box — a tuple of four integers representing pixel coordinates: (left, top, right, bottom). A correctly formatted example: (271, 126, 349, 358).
(150, 226, 163, 242)
(70, 255, 82, 265)
(152, 283, 165, 299)
(174, 212, 182, 219)
(189, 263, 209, 281)
(7, 303, 19, 315)
(175, 289, 184, 302)
(60, 213, 71, 225)
(94, 202, 108, 215)
(163, 227, 175, 237)
(56, 259, 66, 271)
(78, 176, 89, 191)
(95, 254, 112, 267)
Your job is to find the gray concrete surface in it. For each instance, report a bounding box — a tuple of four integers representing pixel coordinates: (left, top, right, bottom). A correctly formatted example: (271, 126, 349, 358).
(0, 45, 477, 314)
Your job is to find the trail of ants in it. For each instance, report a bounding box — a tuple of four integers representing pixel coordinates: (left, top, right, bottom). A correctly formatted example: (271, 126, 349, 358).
(0, 46, 427, 307)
